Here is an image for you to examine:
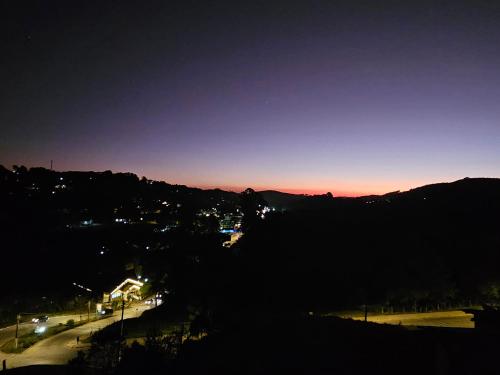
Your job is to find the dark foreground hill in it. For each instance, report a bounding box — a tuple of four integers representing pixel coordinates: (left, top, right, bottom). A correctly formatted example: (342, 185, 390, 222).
(233, 177, 500, 312)
(176, 314, 500, 375)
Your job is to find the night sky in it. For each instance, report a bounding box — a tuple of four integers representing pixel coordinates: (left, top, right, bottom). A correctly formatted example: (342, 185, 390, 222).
(2, 1, 500, 196)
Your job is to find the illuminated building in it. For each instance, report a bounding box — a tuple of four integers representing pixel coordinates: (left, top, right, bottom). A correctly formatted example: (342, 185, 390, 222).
(102, 278, 144, 304)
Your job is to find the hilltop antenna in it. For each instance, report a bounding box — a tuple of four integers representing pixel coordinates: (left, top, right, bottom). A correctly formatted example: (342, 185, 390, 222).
(50, 160, 53, 170)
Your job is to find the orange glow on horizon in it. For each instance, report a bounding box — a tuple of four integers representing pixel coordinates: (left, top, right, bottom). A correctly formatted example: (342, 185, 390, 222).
(188, 178, 444, 197)
(39, 165, 464, 198)
(194, 184, 394, 197)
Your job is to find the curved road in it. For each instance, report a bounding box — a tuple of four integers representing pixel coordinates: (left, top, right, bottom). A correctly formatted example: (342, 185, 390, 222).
(0, 313, 89, 349)
(0, 304, 151, 369)
(2, 308, 471, 369)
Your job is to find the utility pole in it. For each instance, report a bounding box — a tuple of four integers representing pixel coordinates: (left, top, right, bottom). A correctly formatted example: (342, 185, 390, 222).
(119, 298, 125, 338)
(72, 282, 92, 322)
(14, 313, 38, 349)
(15, 314, 20, 349)
(117, 298, 126, 364)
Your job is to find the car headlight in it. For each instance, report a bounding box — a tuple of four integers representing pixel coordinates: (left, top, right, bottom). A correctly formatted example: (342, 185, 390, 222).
(35, 326, 46, 334)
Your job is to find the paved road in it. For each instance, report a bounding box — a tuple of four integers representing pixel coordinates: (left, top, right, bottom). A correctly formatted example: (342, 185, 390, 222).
(0, 313, 91, 348)
(0, 304, 151, 369)
(349, 310, 474, 328)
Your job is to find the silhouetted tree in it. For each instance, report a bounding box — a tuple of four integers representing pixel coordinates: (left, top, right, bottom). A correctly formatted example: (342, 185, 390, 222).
(240, 188, 267, 232)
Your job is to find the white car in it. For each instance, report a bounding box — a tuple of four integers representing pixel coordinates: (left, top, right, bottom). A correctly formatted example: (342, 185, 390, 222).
(32, 315, 49, 324)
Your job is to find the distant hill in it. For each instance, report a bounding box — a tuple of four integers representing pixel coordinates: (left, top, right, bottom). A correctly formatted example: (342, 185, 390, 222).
(356, 177, 500, 205)
(406, 177, 500, 198)
(261, 178, 500, 211)
(258, 190, 308, 209)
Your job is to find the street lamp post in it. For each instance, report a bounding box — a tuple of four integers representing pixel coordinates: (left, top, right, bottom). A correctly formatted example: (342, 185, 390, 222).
(72, 282, 93, 321)
(14, 312, 37, 349)
(119, 298, 125, 338)
(117, 297, 126, 364)
(15, 314, 20, 349)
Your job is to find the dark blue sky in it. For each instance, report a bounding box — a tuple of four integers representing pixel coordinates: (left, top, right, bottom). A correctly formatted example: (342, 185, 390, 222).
(2, 1, 500, 195)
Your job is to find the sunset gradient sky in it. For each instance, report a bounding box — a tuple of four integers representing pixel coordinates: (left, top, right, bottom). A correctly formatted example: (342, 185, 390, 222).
(2, 1, 500, 196)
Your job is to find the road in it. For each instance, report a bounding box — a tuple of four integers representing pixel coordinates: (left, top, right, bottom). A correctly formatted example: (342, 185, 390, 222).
(0, 303, 152, 369)
(0, 313, 90, 349)
(349, 310, 474, 328)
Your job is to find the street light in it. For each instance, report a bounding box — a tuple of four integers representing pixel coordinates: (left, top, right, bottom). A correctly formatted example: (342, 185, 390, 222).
(14, 312, 37, 349)
(72, 282, 93, 321)
(120, 297, 125, 338)
(118, 296, 126, 363)
(15, 314, 20, 349)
